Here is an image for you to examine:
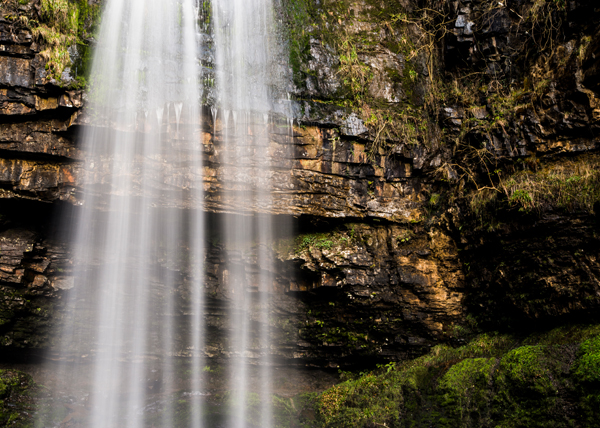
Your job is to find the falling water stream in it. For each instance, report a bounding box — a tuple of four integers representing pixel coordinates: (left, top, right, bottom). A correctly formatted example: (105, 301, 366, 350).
(212, 0, 277, 426)
(35, 0, 287, 426)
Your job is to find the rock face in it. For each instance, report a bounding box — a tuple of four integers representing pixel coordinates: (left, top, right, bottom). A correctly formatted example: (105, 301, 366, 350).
(463, 214, 600, 329)
(0, 203, 70, 349)
(275, 223, 464, 365)
(0, 15, 81, 203)
(0, 0, 599, 369)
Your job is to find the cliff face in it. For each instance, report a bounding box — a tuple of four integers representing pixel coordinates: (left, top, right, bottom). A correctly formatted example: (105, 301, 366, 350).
(0, 0, 599, 369)
(281, 0, 600, 353)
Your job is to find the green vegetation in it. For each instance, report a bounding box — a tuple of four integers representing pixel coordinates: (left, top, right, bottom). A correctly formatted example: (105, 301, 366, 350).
(276, 225, 362, 256)
(304, 317, 372, 349)
(283, 0, 439, 152)
(283, 0, 585, 225)
(284, 0, 314, 91)
(283, 0, 566, 151)
(308, 324, 600, 428)
(574, 335, 600, 383)
(0, 370, 34, 427)
(468, 155, 600, 221)
(20, 326, 600, 428)
(295, 232, 338, 252)
(1, 0, 100, 85)
(33, 0, 100, 84)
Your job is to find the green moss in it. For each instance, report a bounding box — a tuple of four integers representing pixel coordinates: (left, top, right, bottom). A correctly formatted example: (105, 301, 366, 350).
(440, 357, 495, 393)
(319, 372, 402, 427)
(283, 0, 314, 91)
(525, 324, 600, 346)
(285, 228, 358, 255)
(282, 0, 440, 152)
(438, 358, 496, 427)
(313, 325, 600, 428)
(31, 0, 100, 85)
(498, 346, 553, 394)
(580, 392, 600, 428)
(296, 233, 334, 251)
(0, 370, 34, 427)
(574, 335, 600, 383)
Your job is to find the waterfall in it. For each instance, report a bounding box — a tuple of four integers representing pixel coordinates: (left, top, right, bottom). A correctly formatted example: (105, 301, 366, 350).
(212, 0, 277, 426)
(35, 0, 286, 426)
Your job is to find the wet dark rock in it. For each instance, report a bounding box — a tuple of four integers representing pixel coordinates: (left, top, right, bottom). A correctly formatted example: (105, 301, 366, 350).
(0, 219, 68, 348)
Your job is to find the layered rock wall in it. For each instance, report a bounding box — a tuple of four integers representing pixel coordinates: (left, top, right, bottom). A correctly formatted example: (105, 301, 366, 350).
(0, 0, 599, 368)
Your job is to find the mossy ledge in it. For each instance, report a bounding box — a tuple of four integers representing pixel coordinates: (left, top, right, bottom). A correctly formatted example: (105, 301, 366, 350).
(300, 324, 600, 428)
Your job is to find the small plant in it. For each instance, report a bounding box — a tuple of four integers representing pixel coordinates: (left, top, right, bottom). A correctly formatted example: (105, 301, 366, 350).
(509, 189, 533, 210)
(293, 229, 356, 254)
(397, 230, 414, 244)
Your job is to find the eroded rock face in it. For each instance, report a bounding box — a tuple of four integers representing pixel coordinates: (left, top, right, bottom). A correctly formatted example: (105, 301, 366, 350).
(0, 56, 32, 88)
(442, 0, 600, 158)
(0, 211, 465, 368)
(275, 223, 465, 365)
(62, 120, 427, 221)
(0, 11, 430, 221)
(0, 0, 600, 370)
(0, 17, 82, 204)
(0, 223, 69, 348)
(0, 14, 443, 364)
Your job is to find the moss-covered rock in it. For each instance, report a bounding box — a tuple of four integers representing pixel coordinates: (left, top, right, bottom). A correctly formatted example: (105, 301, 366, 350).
(310, 325, 600, 428)
(0, 369, 34, 427)
(0, 0, 100, 86)
(574, 335, 600, 383)
(438, 357, 496, 426)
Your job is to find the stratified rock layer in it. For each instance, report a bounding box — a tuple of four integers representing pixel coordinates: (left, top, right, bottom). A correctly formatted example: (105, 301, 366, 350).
(0, 0, 599, 369)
